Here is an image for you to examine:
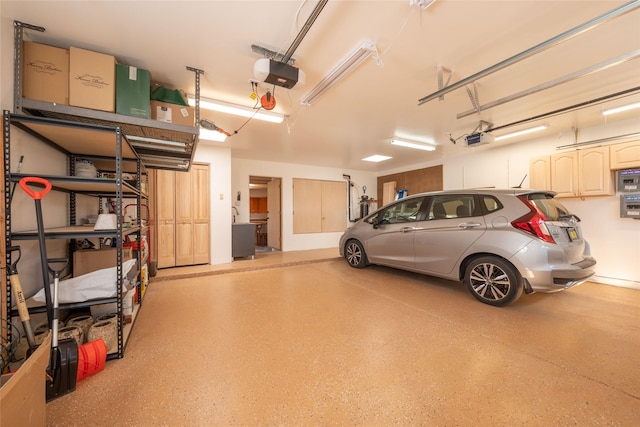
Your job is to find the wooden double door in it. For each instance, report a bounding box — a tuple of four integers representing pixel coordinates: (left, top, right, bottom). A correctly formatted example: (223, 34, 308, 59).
(155, 163, 210, 268)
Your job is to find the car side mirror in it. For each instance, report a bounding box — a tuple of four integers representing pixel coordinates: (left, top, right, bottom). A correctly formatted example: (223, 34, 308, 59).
(372, 217, 379, 229)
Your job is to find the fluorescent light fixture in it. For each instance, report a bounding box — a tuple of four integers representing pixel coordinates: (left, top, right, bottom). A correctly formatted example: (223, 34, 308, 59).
(199, 128, 228, 142)
(362, 154, 392, 162)
(187, 95, 285, 123)
(494, 125, 547, 141)
(139, 154, 190, 170)
(602, 101, 640, 116)
(129, 142, 187, 153)
(127, 135, 190, 149)
(300, 41, 378, 106)
(390, 139, 436, 151)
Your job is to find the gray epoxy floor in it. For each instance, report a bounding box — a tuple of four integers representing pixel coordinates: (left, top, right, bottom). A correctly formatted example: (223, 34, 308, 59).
(46, 252, 640, 426)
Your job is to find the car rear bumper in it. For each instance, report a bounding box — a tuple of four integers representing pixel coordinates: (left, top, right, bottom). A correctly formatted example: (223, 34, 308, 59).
(525, 256, 597, 293)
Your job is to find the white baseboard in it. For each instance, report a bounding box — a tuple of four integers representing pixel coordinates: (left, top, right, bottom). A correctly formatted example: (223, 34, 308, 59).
(591, 275, 640, 291)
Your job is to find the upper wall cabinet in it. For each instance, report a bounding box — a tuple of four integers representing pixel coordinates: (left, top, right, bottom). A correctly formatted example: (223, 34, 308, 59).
(550, 152, 580, 197)
(532, 146, 614, 198)
(529, 156, 551, 191)
(610, 140, 640, 170)
(578, 147, 614, 197)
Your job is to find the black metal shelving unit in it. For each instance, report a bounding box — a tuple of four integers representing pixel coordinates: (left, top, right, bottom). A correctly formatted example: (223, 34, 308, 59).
(4, 20, 204, 360)
(4, 112, 148, 359)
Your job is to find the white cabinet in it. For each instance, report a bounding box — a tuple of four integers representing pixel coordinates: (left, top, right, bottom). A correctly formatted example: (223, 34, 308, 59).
(610, 140, 640, 170)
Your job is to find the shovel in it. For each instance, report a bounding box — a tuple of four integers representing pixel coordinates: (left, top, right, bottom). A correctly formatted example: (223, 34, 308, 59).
(7, 246, 37, 355)
(19, 176, 78, 401)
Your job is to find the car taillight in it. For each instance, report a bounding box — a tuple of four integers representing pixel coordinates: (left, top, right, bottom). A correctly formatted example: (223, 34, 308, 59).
(512, 196, 555, 243)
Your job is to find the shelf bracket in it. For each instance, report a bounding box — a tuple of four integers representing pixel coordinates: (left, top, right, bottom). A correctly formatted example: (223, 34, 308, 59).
(13, 21, 46, 114)
(186, 66, 204, 135)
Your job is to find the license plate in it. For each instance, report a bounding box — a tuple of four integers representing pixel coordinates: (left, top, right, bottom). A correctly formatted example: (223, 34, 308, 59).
(567, 227, 578, 241)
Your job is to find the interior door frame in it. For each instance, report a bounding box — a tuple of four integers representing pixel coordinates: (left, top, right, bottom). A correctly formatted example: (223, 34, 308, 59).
(249, 175, 282, 250)
(267, 178, 282, 250)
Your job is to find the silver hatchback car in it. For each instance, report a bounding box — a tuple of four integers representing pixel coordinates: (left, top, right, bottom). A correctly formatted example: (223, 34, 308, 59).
(339, 189, 596, 306)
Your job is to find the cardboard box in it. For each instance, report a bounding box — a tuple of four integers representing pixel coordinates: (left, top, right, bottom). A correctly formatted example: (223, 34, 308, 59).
(116, 64, 151, 118)
(73, 247, 133, 277)
(151, 100, 195, 126)
(69, 46, 116, 112)
(22, 41, 69, 105)
(0, 333, 51, 427)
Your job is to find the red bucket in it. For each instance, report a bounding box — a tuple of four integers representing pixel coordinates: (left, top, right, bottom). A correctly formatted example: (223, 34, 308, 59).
(76, 338, 107, 382)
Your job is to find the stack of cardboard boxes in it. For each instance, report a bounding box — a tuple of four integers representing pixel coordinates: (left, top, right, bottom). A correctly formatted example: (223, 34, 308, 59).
(22, 41, 195, 126)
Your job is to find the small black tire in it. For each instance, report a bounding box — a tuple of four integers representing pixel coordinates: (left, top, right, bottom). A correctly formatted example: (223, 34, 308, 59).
(464, 256, 523, 306)
(344, 240, 368, 269)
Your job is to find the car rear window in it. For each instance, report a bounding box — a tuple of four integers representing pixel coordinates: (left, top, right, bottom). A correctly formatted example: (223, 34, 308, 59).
(481, 195, 503, 213)
(527, 193, 571, 220)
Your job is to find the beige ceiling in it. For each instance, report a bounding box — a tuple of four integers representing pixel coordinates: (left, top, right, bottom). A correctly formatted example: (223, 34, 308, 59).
(2, 0, 640, 172)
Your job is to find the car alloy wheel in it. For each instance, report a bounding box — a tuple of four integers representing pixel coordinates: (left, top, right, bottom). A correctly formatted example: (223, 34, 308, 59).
(465, 256, 523, 306)
(345, 240, 367, 268)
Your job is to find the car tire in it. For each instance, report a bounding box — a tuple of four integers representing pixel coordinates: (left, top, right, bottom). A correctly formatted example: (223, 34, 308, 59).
(464, 256, 523, 306)
(345, 239, 368, 269)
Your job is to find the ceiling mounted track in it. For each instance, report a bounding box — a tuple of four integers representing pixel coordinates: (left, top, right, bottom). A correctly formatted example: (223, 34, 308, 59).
(252, 0, 328, 65)
(457, 49, 640, 119)
(489, 85, 640, 133)
(281, 0, 328, 63)
(418, 0, 640, 106)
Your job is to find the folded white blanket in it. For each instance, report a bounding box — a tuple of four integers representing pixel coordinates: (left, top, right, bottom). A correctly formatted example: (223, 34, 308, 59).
(33, 258, 137, 304)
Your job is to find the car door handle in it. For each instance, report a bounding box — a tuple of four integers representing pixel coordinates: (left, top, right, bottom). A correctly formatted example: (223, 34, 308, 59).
(400, 227, 415, 233)
(458, 222, 482, 229)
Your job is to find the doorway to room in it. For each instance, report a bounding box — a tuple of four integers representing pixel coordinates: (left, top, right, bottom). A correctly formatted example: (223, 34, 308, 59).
(249, 176, 282, 251)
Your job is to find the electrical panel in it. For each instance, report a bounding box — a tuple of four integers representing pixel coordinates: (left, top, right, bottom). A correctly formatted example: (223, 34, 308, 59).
(617, 168, 640, 192)
(620, 193, 640, 219)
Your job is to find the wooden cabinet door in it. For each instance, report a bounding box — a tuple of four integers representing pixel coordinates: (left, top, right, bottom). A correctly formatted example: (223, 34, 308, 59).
(192, 164, 210, 265)
(579, 147, 613, 196)
(551, 152, 579, 198)
(321, 181, 347, 232)
(529, 155, 551, 191)
(610, 140, 640, 170)
(293, 179, 322, 233)
(175, 170, 194, 266)
(258, 197, 268, 213)
(250, 197, 258, 213)
(156, 170, 176, 268)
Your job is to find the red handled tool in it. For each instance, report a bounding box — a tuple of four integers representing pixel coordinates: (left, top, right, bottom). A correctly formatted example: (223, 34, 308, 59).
(19, 177, 78, 401)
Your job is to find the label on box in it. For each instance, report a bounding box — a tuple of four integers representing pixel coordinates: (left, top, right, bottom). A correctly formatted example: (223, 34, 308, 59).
(74, 73, 111, 89)
(25, 59, 64, 75)
(180, 107, 190, 118)
(129, 66, 137, 81)
(156, 105, 172, 122)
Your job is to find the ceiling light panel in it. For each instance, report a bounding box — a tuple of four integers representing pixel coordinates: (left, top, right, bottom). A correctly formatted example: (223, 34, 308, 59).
(363, 155, 392, 162)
